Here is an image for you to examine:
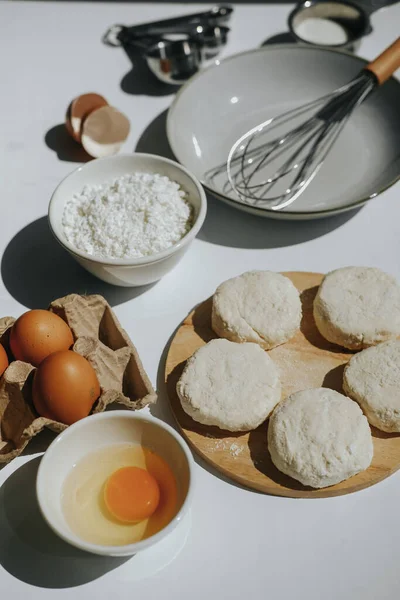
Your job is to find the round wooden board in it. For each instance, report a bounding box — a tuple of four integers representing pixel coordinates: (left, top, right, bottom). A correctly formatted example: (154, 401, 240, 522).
(165, 272, 400, 498)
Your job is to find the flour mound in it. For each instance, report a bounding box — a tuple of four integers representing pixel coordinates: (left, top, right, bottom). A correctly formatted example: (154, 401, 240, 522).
(212, 271, 302, 350)
(313, 266, 400, 350)
(62, 173, 193, 259)
(268, 388, 373, 488)
(176, 339, 281, 432)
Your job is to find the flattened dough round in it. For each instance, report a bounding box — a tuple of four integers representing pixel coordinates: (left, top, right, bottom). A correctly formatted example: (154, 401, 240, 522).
(343, 340, 400, 432)
(268, 388, 373, 488)
(176, 338, 281, 432)
(313, 266, 400, 350)
(212, 271, 302, 350)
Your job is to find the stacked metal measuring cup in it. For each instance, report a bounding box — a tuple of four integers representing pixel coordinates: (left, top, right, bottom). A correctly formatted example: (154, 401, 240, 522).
(103, 5, 233, 85)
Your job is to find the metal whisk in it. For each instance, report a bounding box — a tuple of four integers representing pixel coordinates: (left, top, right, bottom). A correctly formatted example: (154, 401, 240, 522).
(227, 38, 400, 210)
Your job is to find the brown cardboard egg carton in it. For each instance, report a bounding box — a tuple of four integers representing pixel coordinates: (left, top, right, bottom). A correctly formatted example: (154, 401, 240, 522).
(0, 294, 157, 463)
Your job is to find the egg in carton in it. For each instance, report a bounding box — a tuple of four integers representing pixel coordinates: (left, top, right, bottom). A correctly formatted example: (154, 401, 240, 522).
(0, 294, 157, 463)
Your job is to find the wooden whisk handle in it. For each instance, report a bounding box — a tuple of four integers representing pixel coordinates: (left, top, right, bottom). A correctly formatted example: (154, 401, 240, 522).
(365, 37, 400, 85)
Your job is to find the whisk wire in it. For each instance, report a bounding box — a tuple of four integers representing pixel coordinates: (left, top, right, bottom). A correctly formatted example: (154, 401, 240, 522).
(204, 78, 360, 189)
(236, 119, 324, 202)
(268, 76, 376, 210)
(225, 72, 377, 210)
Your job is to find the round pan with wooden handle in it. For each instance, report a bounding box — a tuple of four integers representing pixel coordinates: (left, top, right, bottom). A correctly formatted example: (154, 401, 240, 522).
(226, 37, 400, 210)
(365, 37, 400, 84)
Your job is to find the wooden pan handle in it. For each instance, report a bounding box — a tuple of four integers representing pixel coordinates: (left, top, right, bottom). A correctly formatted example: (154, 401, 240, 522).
(365, 37, 400, 85)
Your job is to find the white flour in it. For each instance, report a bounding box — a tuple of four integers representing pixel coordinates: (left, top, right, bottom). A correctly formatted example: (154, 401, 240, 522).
(62, 173, 193, 259)
(206, 436, 245, 459)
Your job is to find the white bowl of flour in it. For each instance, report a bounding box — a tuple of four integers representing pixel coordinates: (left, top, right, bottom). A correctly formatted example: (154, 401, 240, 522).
(48, 153, 207, 286)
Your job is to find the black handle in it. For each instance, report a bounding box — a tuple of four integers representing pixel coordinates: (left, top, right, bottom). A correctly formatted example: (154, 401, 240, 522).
(119, 5, 233, 42)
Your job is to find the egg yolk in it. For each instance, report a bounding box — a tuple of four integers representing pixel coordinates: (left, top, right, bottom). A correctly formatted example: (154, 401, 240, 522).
(104, 466, 160, 523)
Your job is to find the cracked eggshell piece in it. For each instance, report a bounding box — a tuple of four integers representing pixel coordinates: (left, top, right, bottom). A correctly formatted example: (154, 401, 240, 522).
(65, 101, 75, 140)
(65, 93, 108, 142)
(81, 106, 131, 159)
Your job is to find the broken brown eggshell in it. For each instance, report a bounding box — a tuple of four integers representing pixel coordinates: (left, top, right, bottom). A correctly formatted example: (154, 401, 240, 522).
(0, 294, 156, 464)
(81, 105, 131, 158)
(65, 93, 108, 143)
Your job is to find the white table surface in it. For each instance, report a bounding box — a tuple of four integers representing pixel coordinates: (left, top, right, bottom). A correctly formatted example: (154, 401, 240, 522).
(1, 1, 400, 598)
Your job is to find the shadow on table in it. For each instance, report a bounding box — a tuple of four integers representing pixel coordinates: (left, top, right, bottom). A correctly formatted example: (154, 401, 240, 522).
(1, 217, 156, 309)
(120, 45, 179, 97)
(20, 429, 59, 457)
(0, 457, 129, 588)
(260, 32, 296, 46)
(44, 124, 92, 163)
(135, 110, 175, 159)
(199, 194, 361, 249)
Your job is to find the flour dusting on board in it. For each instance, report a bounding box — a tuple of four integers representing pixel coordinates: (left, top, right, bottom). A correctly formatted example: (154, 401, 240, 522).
(270, 346, 347, 397)
(62, 173, 193, 259)
(206, 435, 245, 459)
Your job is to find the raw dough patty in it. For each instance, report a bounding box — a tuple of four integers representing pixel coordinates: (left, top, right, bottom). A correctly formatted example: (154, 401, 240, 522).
(343, 340, 400, 432)
(313, 266, 400, 350)
(176, 338, 281, 432)
(212, 271, 302, 350)
(268, 388, 373, 488)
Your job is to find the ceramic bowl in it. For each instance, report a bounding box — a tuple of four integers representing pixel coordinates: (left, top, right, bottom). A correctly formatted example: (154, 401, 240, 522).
(167, 45, 400, 220)
(36, 411, 194, 556)
(48, 153, 207, 286)
(288, 0, 371, 52)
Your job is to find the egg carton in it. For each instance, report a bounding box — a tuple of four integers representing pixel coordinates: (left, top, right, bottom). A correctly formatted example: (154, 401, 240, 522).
(0, 294, 157, 463)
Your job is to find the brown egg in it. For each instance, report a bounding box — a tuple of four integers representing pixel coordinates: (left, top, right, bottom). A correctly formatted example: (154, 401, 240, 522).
(10, 310, 74, 367)
(32, 350, 101, 425)
(0, 343, 9, 377)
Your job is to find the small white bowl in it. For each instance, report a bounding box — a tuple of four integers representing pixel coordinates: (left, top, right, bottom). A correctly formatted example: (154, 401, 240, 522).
(48, 153, 207, 287)
(36, 411, 194, 557)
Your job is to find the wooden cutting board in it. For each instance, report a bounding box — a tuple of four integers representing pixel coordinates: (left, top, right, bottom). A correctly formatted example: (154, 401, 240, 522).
(165, 272, 400, 498)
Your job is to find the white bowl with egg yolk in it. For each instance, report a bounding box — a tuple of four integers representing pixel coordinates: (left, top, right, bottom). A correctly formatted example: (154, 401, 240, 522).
(36, 411, 194, 556)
